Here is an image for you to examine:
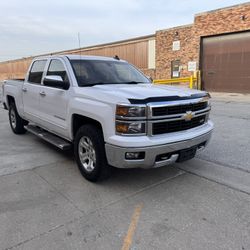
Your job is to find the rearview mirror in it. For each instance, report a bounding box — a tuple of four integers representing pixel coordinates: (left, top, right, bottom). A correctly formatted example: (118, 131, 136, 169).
(43, 75, 69, 90)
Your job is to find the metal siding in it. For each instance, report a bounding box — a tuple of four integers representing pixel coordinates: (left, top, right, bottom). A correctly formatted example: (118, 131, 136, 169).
(73, 41, 148, 68)
(0, 40, 148, 80)
(202, 32, 250, 93)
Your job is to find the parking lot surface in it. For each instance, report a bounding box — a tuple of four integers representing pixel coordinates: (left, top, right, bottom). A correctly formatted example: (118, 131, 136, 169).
(0, 91, 250, 250)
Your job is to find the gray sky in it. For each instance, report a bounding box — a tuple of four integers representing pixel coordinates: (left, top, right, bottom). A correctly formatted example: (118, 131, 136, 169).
(0, 0, 249, 62)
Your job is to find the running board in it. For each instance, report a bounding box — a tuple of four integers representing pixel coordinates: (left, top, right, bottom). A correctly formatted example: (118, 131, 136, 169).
(25, 125, 72, 150)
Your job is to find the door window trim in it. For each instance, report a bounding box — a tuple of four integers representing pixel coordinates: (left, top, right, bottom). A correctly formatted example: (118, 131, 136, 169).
(27, 59, 47, 85)
(42, 58, 70, 90)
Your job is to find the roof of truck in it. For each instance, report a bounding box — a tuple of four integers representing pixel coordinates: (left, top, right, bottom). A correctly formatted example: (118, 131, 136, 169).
(34, 54, 126, 62)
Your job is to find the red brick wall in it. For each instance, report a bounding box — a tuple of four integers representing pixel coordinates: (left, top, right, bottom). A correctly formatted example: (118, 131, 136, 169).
(155, 25, 196, 79)
(194, 3, 250, 66)
(155, 3, 250, 80)
(141, 68, 156, 79)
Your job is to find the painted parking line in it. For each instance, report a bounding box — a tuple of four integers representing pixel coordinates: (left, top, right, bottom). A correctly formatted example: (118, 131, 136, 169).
(121, 203, 143, 250)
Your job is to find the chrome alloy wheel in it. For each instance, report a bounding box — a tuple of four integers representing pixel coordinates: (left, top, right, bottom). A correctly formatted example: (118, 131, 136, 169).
(78, 136, 96, 172)
(10, 108, 16, 129)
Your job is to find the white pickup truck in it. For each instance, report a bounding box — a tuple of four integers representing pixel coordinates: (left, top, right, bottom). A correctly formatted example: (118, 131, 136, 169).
(2, 55, 213, 181)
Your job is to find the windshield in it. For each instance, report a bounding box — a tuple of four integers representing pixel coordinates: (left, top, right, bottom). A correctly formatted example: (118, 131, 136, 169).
(70, 59, 151, 87)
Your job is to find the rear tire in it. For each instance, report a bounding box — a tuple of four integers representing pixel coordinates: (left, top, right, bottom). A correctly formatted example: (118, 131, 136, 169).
(74, 125, 111, 182)
(8, 103, 28, 134)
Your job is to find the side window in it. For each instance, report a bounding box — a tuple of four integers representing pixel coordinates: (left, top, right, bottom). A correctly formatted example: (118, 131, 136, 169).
(28, 60, 47, 84)
(46, 60, 69, 83)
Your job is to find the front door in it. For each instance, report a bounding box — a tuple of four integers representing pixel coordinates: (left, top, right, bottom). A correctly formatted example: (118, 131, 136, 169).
(38, 59, 70, 138)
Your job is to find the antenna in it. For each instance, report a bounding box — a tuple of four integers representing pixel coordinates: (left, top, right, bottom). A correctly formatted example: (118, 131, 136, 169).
(77, 32, 82, 59)
(78, 32, 81, 51)
(77, 32, 83, 82)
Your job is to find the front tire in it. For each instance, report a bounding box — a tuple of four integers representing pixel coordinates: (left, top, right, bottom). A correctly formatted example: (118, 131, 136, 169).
(74, 125, 111, 182)
(8, 103, 27, 134)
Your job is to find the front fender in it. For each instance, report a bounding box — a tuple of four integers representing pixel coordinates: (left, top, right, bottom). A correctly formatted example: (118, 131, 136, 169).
(68, 97, 115, 142)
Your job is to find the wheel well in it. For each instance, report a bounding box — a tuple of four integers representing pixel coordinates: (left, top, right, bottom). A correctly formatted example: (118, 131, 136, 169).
(72, 114, 103, 139)
(7, 96, 15, 107)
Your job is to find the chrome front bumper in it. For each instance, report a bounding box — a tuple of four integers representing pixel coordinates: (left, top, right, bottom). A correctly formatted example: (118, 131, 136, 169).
(105, 127, 213, 169)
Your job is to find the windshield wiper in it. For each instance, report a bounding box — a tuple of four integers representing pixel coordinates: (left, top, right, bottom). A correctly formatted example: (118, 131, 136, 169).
(117, 81, 146, 84)
(80, 81, 148, 87)
(80, 82, 105, 87)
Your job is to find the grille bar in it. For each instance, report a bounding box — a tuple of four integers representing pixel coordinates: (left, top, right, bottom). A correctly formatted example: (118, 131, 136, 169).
(152, 115, 207, 135)
(152, 102, 208, 117)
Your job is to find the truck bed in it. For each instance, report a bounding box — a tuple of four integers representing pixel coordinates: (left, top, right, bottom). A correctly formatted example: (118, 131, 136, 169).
(5, 79, 24, 82)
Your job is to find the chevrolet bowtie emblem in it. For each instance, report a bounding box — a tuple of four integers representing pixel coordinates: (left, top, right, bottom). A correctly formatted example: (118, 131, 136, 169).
(183, 111, 194, 121)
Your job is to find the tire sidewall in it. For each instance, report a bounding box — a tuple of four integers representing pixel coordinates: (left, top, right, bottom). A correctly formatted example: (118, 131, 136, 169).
(74, 125, 109, 181)
(9, 104, 18, 133)
(8, 103, 27, 134)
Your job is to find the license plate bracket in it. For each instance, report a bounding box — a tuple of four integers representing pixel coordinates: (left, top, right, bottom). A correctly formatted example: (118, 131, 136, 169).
(177, 146, 197, 162)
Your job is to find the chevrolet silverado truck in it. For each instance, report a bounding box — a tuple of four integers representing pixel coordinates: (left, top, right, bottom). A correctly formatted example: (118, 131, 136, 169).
(2, 55, 213, 182)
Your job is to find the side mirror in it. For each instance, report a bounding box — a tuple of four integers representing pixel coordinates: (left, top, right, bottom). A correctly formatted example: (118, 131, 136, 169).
(43, 75, 69, 90)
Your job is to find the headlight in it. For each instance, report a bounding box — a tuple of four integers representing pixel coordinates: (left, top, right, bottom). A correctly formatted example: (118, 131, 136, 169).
(116, 104, 146, 118)
(201, 94, 211, 107)
(115, 104, 146, 135)
(116, 121, 146, 135)
(207, 99, 211, 107)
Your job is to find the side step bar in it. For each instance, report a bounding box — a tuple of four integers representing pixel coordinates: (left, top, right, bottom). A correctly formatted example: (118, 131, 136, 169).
(25, 125, 72, 150)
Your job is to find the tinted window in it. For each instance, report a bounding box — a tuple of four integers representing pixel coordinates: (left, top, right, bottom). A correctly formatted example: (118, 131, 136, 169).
(70, 60, 150, 87)
(28, 60, 47, 84)
(47, 59, 69, 83)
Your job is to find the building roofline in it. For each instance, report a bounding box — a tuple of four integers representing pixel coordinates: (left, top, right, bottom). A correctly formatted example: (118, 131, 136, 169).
(195, 2, 250, 17)
(156, 24, 193, 33)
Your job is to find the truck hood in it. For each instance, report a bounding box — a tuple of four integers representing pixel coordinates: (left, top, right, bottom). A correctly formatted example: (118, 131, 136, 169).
(76, 83, 208, 104)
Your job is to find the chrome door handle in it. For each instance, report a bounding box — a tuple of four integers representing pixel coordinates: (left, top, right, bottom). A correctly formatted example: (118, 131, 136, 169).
(39, 91, 46, 97)
(22, 88, 27, 92)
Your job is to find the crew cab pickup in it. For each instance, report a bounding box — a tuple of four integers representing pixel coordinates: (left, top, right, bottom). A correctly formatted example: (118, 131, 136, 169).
(2, 55, 213, 181)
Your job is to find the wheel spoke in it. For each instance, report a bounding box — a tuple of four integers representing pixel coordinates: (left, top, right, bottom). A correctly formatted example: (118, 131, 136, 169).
(79, 151, 88, 162)
(10, 109, 16, 128)
(80, 140, 89, 150)
(78, 136, 96, 173)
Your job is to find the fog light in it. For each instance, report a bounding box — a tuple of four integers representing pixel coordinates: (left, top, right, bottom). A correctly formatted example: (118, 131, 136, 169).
(125, 152, 145, 160)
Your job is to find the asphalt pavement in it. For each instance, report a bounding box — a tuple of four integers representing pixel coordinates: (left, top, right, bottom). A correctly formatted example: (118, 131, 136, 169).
(198, 93, 250, 173)
(0, 90, 250, 250)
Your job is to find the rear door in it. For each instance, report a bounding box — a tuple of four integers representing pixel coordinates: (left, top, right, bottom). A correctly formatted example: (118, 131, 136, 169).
(23, 60, 47, 123)
(38, 59, 70, 137)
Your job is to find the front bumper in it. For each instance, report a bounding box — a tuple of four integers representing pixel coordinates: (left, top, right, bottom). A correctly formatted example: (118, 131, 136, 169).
(105, 124, 213, 169)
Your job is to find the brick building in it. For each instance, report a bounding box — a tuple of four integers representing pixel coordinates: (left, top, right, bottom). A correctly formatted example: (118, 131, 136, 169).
(1, 2, 250, 93)
(156, 2, 250, 93)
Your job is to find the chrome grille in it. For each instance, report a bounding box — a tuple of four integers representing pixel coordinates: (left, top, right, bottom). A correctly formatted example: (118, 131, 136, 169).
(148, 99, 210, 136)
(152, 115, 207, 135)
(152, 102, 207, 116)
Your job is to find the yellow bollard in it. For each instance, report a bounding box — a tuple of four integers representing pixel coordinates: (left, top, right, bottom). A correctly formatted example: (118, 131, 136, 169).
(190, 75, 193, 89)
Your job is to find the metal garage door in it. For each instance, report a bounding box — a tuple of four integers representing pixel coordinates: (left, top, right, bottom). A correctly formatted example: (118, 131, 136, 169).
(201, 32, 250, 93)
